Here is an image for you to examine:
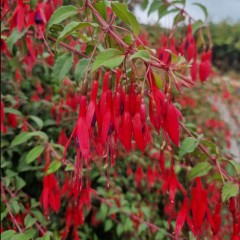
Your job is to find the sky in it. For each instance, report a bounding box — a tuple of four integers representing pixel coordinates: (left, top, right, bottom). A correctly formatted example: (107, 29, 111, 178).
(134, 0, 240, 28)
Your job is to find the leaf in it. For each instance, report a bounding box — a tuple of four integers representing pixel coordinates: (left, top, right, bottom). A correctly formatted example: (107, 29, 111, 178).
(1, 230, 16, 240)
(228, 160, 240, 175)
(56, 21, 98, 45)
(111, 2, 140, 35)
(179, 137, 199, 159)
(28, 116, 44, 130)
(25, 145, 45, 164)
(148, 0, 163, 16)
(47, 5, 78, 29)
(6, 29, 26, 53)
(192, 20, 203, 34)
(173, 12, 185, 25)
(4, 108, 22, 116)
(75, 58, 90, 83)
(153, 72, 162, 89)
(45, 160, 61, 175)
(94, 2, 107, 19)
(222, 181, 239, 202)
(10, 132, 34, 147)
(53, 53, 73, 82)
(10, 201, 20, 214)
(92, 48, 124, 71)
(188, 162, 212, 180)
(130, 50, 151, 62)
(97, 203, 108, 220)
(192, 3, 208, 19)
(24, 214, 37, 228)
(15, 176, 26, 190)
(104, 219, 113, 232)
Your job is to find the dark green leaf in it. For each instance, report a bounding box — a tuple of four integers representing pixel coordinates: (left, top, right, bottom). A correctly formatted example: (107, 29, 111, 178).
(179, 137, 199, 159)
(222, 181, 239, 202)
(25, 145, 45, 164)
(45, 160, 61, 175)
(15, 176, 26, 190)
(47, 6, 78, 29)
(188, 162, 212, 180)
(75, 58, 90, 83)
(92, 48, 124, 71)
(53, 53, 73, 82)
(97, 203, 108, 220)
(56, 21, 98, 45)
(94, 2, 107, 19)
(111, 2, 140, 35)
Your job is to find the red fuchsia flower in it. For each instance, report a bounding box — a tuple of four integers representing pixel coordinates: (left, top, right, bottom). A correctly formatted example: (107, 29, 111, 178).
(190, 178, 208, 235)
(134, 166, 144, 189)
(40, 173, 61, 216)
(199, 50, 212, 82)
(9, 0, 29, 32)
(58, 129, 68, 146)
(1, 101, 7, 133)
(7, 113, 18, 128)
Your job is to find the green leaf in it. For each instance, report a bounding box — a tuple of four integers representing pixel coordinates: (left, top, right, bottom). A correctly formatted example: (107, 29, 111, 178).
(228, 160, 240, 175)
(25, 145, 45, 164)
(23, 229, 37, 239)
(15, 176, 26, 190)
(192, 3, 208, 19)
(222, 181, 239, 202)
(130, 50, 151, 62)
(4, 108, 22, 116)
(148, 0, 162, 16)
(10, 132, 34, 147)
(94, 2, 107, 19)
(75, 58, 90, 83)
(104, 219, 113, 232)
(192, 20, 203, 34)
(47, 5, 78, 29)
(92, 48, 124, 71)
(56, 21, 98, 45)
(179, 137, 199, 159)
(97, 203, 108, 220)
(188, 162, 212, 180)
(45, 160, 61, 175)
(173, 12, 185, 25)
(1, 230, 16, 240)
(10, 201, 20, 214)
(53, 53, 73, 82)
(111, 2, 140, 35)
(28, 116, 44, 130)
(24, 214, 37, 228)
(6, 29, 26, 53)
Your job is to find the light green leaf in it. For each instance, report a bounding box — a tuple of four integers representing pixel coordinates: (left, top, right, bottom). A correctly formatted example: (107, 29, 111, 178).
(4, 108, 22, 116)
(47, 5, 78, 29)
(53, 53, 73, 82)
(28, 116, 44, 130)
(75, 58, 90, 83)
(97, 203, 108, 220)
(10, 201, 20, 214)
(111, 2, 140, 35)
(148, 0, 162, 16)
(192, 20, 203, 34)
(25, 145, 45, 164)
(24, 214, 37, 228)
(222, 181, 239, 202)
(6, 29, 27, 53)
(192, 3, 208, 19)
(56, 21, 98, 45)
(228, 160, 240, 175)
(94, 2, 107, 19)
(11, 132, 34, 147)
(130, 50, 151, 62)
(15, 176, 26, 190)
(1, 230, 16, 240)
(104, 219, 113, 232)
(92, 48, 124, 71)
(45, 160, 61, 175)
(188, 162, 212, 180)
(153, 72, 163, 89)
(179, 137, 199, 159)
